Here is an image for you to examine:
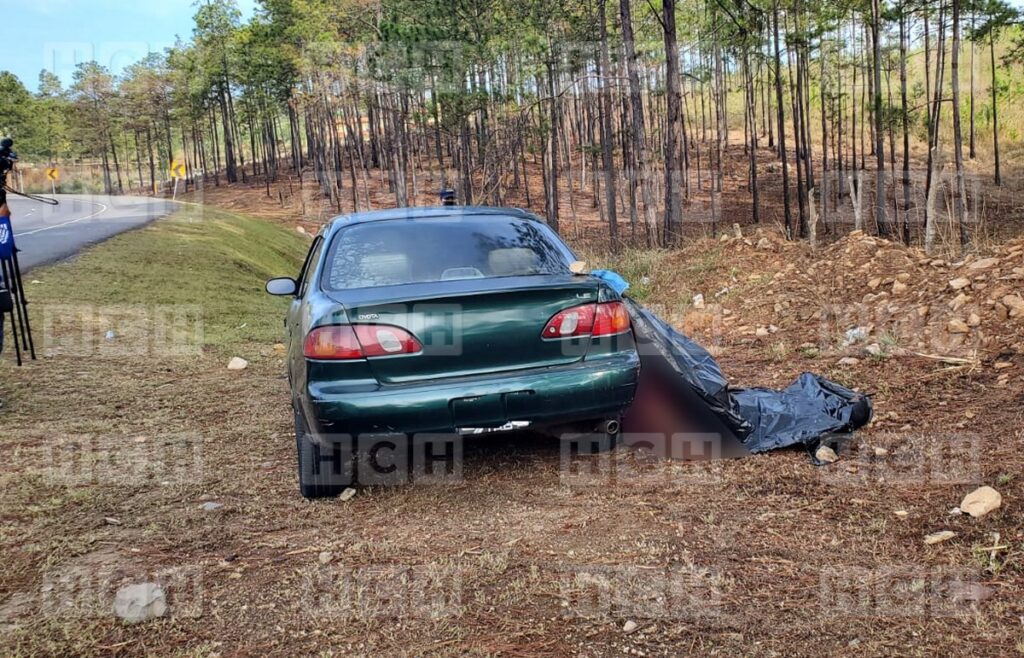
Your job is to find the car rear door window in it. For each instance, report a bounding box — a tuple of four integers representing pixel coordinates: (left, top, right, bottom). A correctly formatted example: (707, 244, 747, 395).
(297, 237, 324, 298)
(323, 217, 572, 290)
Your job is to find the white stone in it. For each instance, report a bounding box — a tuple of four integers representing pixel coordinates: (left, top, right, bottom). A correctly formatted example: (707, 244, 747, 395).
(948, 277, 971, 291)
(113, 583, 167, 624)
(815, 445, 839, 464)
(924, 530, 956, 545)
(227, 357, 249, 371)
(968, 257, 999, 270)
(960, 486, 1002, 518)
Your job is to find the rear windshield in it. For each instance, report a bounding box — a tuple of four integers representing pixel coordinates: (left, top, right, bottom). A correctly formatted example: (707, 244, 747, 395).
(322, 216, 572, 290)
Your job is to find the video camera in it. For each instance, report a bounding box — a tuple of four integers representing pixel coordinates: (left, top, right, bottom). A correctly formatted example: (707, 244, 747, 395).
(0, 138, 16, 182)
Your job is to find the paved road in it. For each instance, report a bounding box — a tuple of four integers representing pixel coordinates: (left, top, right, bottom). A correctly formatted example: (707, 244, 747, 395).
(7, 194, 178, 271)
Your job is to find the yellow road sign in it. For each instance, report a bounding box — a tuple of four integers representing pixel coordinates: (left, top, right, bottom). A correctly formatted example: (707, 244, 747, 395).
(170, 160, 187, 179)
(45, 167, 59, 181)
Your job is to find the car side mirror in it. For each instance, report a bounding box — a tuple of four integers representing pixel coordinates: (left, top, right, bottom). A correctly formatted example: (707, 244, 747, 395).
(266, 277, 298, 296)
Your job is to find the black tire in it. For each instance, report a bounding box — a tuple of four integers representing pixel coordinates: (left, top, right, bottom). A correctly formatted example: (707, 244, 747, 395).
(295, 409, 350, 499)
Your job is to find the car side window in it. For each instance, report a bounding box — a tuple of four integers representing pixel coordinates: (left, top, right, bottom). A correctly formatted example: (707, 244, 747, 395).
(296, 237, 324, 298)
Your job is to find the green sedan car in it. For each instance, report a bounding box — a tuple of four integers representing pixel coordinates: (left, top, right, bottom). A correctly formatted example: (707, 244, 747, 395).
(266, 207, 640, 497)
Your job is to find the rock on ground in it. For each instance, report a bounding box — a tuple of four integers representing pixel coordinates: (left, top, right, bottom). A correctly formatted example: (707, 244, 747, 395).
(949, 277, 971, 290)
(947, 319, 971, 334)
(960, 486, 1002, 518)
(968, 257, 999, 270)
(815, 445, 839, 464)
(1003, 294, 1024, 317)
(924, 530, 957, 545)
(113, 583, 167, 624)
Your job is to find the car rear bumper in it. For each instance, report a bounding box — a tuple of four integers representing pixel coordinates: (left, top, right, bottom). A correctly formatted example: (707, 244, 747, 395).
(302, 352, 640, 437)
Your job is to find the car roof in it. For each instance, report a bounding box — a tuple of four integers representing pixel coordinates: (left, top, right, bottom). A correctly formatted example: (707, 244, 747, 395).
(322, 206, 544, 232)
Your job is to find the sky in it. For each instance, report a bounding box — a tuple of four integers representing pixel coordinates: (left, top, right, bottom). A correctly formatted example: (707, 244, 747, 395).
(7, 0, 258, 92)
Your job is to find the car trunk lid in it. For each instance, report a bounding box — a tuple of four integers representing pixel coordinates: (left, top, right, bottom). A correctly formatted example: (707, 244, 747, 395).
(329, 275, 600, 384)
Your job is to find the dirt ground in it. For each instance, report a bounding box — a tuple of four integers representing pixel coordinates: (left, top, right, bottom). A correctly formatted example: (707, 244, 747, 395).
(2, 157, 1023, 656)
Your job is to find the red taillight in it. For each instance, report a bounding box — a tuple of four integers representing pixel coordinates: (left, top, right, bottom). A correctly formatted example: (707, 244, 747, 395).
(593, 301, 631, 336)
(304, 326, 364, 360)
(304, 325, 422, 360)
(542, 304, 596, 339)
(542, 302, 630, 339)
(352, 325, 422, 357)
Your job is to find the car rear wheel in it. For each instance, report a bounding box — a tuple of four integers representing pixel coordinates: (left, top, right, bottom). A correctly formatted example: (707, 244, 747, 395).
(295, 409, 350, 499)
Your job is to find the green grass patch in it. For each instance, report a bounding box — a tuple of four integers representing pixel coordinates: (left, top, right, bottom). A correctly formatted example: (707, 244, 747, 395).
(583, 244, 726, 306)
(26, 206, 309, 349)
(583, 248, 672, 302)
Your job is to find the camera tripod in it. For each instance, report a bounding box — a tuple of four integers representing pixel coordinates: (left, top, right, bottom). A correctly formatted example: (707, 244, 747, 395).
(0, 215, 35, 366)
(0, 136, 58, 366)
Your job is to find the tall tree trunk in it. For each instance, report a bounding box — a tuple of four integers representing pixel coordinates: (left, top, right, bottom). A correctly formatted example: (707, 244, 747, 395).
(746, 50, 760, 225)
(788, 12, 808, 239)
(662, 0, 683, 243)
(597, 0, 619, 249)
(871, 0, 889, 236)
(100, 149, 112, 195)
(818, 43, 827, 236)
(969, 12, 977, 159)
(951, 0, 970, 250)
(924, 1, 947, 254)
(925, 13, 932, 125)
(146, 127, 156, 194)
(772, 1, 793, 239)
(899, 8, 912, 244)
(545, 53, 560, 232)
(109, 133, 124, 194)
(620, 0, 658, 245)
(990, 32, 1002, 185)
(220, 88, 238, 183)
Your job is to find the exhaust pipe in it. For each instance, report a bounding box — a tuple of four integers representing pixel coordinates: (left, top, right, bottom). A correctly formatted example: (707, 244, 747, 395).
(599, 419, 621, 435)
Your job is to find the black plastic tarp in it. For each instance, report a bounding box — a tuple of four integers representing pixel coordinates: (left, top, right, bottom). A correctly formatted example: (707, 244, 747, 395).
(623, 297, 873, 458)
